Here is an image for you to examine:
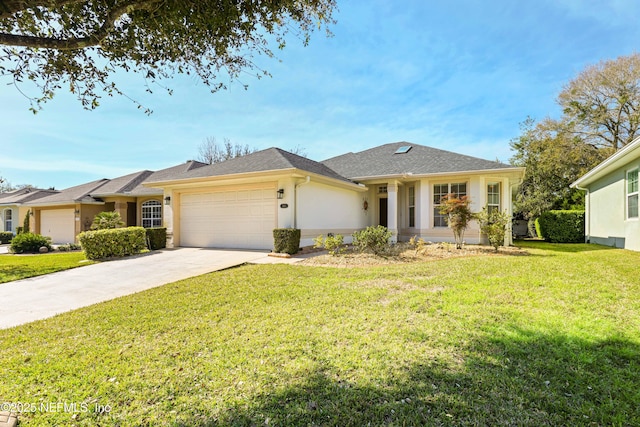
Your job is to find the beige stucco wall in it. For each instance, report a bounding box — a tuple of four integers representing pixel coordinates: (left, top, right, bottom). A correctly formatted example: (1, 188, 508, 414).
(296, 180, 369, 246)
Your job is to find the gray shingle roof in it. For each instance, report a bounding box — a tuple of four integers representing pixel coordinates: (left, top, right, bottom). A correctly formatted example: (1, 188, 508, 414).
(132, 160, 208, 194)
(24, 179, 109, 205)
(90, 170, 154, 196)
(322, 142, 516, 180)
(0, 188, 59, 204)
(147, 148, 353, 184)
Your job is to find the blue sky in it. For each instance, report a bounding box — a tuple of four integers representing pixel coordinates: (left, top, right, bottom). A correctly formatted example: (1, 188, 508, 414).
(2, 0, 640, 189)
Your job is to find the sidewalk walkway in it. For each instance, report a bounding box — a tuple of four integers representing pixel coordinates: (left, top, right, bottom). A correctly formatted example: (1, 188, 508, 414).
(0, 248, 312, 329)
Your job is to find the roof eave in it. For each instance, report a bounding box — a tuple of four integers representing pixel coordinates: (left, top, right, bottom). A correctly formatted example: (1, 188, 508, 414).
(571, 136, 640, 188)
(143, 168, 299, 188)
(24, 200, 105, 207)
(350, 167, 525, 181)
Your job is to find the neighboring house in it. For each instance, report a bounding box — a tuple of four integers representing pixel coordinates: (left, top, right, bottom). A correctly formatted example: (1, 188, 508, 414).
(571, 136, 640, 251)
(0, 188, 59, 235)
(25, 161, 207, 244)
(146, 142, 525, 250)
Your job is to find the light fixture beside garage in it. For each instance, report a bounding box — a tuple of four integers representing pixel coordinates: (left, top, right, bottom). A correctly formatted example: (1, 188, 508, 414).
(277, 189, 285, 199)
(164, 196, 171, 205)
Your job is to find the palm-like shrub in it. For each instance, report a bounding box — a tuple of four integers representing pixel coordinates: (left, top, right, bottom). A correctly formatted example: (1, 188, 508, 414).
(90, 211, 124, 230)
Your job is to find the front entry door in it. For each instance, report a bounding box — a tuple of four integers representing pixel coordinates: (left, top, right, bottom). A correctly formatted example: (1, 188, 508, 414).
(379, 198, 388, 227)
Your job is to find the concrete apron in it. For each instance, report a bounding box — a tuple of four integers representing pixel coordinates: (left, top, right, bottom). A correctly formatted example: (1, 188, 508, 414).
(0, 248, 269, 330)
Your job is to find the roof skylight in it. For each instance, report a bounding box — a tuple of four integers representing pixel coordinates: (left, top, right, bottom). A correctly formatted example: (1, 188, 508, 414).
(394, 146, 412, 154)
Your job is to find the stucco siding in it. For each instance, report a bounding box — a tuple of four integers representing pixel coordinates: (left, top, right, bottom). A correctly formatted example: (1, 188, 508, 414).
(297, 181, 368, 246)
(586, 161, 640, 250)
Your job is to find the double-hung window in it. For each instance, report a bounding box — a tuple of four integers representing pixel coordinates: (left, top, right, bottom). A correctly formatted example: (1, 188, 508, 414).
(628, 169, 639, 219)
(487, 182, 501, 214)
(3, 209, 12, 233)
(142, 200, 162, 228)
(433, 182, 467, 227)
(408, 186, 415, 227)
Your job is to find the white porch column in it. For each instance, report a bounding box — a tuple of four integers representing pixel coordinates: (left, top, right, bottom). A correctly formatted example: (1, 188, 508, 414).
(418, 180, 430, 233)
(504, 178, 513, 246)
(164, 191, 175, 248)
(387, 182, 398, 243)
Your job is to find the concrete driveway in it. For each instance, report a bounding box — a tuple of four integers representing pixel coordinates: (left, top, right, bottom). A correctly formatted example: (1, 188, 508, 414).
(0, 248, 297, 329)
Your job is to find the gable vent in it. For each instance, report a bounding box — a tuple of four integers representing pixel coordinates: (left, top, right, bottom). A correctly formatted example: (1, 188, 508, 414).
(394, 146, 412, 154)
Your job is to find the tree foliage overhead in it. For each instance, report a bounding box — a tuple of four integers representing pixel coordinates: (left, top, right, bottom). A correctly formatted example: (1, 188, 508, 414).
(0, 0, 336, 112)
(558, 53, 640, 150)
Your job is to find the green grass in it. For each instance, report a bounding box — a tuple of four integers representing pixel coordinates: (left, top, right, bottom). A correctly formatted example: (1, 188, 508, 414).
(0, 241, 639, 426)
(0, 252, 93, 283)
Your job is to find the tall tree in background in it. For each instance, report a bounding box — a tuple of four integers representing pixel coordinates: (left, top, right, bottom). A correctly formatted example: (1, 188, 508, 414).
(197, 137, 256, 165)
(196, 138, 307, 164)
(0, 0, 336, 113)
(0, 176, 11, 193)
(511, 53, 640, 233)
(558, 53, 640, 150)
(510, 118, 611, 229)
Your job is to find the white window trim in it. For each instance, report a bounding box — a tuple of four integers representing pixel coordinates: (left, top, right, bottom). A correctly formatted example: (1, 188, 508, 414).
(408, 186, 415, 228)
(141, 200, 163, 228)
(3, 208, 12, 233)
(487, 182, 501, 213)
(627, 168, 639, 220)
(433, 182, 468, 227)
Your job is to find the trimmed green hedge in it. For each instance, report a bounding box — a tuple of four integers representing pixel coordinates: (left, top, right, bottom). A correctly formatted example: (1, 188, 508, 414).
(535, 210, 585, 243)
(0, 231, 12, 244)
(78, 227, 147, 260)
(145, 227, 167, 250)
(273, 228, 301, 255)
(10, 233, 52, 253)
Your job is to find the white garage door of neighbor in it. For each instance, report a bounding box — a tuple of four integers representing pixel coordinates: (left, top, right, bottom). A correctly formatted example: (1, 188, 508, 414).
(180, 186, 276, 249)
(40, 209, 76, 244)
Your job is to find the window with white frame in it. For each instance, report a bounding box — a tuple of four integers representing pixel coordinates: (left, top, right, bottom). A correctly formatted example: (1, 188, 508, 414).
(3, 209, 12, 232)
(142, 200, 162, 228)
(433, 182, 467, 227)
(628, 169, 638, 219)
(487, 182, 501, 214)
(408, 186, 415, 227)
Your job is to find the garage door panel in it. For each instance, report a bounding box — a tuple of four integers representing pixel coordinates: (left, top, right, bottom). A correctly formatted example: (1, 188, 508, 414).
(41, 209, 75, 244)
(180, 186, 276, 249)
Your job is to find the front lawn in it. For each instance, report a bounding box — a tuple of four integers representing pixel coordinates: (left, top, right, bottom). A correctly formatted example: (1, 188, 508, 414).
(0, 252, 92, 284)
(0, 241, 638, 425)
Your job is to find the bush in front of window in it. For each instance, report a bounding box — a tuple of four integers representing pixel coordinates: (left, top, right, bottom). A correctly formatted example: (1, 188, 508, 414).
(352, 225, 392, 256)
(476, 208, 511, 251)
(273, 228, 301, 255)
(438, 194, 474, 249)
(145, 227, 167, 250)
(90, 211, 125, 230)
(10, 232, 52, 253)
(0, 231, 14, 244)
(78, 227, 147, 260)
(535, 210, 585, 243)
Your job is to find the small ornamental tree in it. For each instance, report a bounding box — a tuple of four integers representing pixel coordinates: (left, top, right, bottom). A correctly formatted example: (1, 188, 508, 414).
(476, 208, 511, 252)
(438, 194, 474, 249)
(90, 211, 124, 230)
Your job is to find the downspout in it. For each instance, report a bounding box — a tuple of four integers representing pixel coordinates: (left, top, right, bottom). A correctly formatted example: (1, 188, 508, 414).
(294, 176, 311, 229)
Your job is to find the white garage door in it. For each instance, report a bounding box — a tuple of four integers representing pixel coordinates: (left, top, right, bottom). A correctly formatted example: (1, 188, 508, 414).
(41, 209, 76, 244)
(179, 185, 276, 249)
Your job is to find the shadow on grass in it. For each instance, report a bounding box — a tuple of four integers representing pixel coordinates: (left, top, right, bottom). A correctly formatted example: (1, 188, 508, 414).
(175, 328, 640, 426)
(515, 240, 618, 254)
